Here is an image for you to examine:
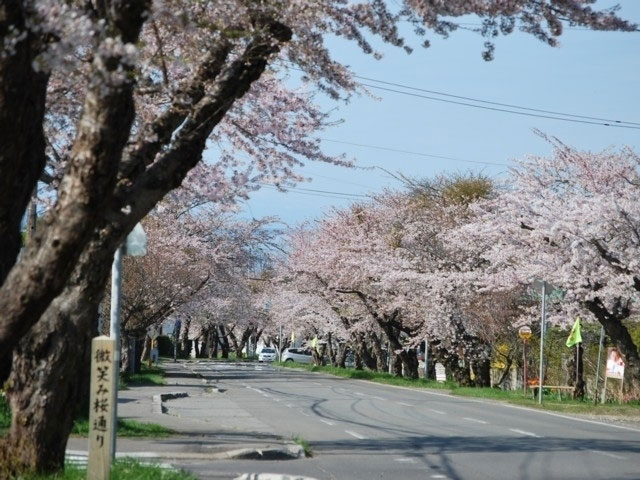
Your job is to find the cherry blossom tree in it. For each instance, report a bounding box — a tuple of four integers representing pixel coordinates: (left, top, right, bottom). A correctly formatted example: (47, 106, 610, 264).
(0, 0, 636, 474)
(455, 138, 640, 393)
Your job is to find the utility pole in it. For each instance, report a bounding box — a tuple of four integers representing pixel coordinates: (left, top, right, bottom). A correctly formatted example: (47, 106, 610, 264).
(538, 281, 547, 404)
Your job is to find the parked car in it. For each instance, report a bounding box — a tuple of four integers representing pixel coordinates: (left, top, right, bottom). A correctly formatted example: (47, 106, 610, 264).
(282, 348, 313, 364)
(258, 347, 277, 362)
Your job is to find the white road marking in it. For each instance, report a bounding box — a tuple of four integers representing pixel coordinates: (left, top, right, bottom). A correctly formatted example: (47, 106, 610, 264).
(431, 475, 448, 479)
(285, 403, 294, 408)
(353, 392, 366, 397)
(320, 419, 335, 426)
(589, 450, 627, 460)
(313, 382, 322, 386)
(371, 396, 385, 401)
(300, 411, 310, 417)
(509, 428, 541, 438)
(463, 417, 488, 425)
(394, 457, 416, 463)
(430, 409, 445, 415)
(345, 430, 366, 439)
(396, 401, 413, 407)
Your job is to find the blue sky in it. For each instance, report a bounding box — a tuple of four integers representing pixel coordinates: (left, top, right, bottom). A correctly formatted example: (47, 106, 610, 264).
(239, 1, 640, 226)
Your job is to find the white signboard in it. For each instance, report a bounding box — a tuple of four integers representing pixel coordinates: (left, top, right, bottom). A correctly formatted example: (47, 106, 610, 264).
(606, 348, 625, 379)
(435, 362, 447, 383)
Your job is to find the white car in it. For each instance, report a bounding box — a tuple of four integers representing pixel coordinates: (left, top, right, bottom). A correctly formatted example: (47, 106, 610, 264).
(282, 348, 313, 364)
(258, 347, 277, 362)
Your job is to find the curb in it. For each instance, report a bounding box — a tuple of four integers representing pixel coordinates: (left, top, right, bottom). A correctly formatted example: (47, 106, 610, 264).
(235, 474, 319, 480)
(152, 391, 189, 414)
(66, 444, 305, 461)
(183, 363, 226, 393)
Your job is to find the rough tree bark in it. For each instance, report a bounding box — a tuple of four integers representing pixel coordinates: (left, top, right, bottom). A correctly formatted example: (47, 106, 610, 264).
(370, 332, 387, 373)
(0, 236, 112, 476)
(218, 324, 230, 359)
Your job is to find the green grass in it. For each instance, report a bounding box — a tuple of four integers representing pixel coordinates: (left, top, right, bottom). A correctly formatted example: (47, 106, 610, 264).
(275, 362, 454, 390)
(71, 418, 174, 438)
(14, 458, 198, 479)
(293, 435, 313, 457)
(277, 363, 640, 417)
(120, 365, 166, 388)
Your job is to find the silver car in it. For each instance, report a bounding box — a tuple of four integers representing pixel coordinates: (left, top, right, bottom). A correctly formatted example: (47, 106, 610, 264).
(282, 348, 313, 364)
(258, 347, 277, 362)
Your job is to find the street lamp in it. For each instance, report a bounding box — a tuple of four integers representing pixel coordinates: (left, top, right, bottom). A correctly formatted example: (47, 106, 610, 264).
(109, 222, 147, 459)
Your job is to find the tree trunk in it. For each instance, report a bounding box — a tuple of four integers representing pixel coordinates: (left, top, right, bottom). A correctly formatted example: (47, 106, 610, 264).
(399, 349, 419, 379)
(391, 353, 402, 377)
(218, 324, 230, 359)
(353, 350, 363, 370)
(326, 333, 337, 365)
(353, 334, 376, 370)
(370, 333, 387, 372)
(473, 358, 492, 388)
(585, 298, 640, 393)
(194, 336, 201, 358)
(140, 335, 150, 362)
(0, 237, 110, 476)
(335, 344, 347, 368)
(211, 328, 219, 359)
(567, 344, 585, 399)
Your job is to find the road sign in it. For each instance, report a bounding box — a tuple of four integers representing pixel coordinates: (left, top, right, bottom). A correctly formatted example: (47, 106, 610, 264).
(518, 326, 532, 340)
(147, 325, 160, 340)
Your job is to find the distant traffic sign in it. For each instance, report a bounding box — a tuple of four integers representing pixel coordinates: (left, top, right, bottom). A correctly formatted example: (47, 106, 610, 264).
(519, 326, 532, 340)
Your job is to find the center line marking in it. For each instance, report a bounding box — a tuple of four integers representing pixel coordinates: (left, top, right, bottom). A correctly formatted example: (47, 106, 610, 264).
(509, 428, 541, 438)
(394, 457, 416, 463)
(463, 417, 488, 424)
(320, 419, 335, 426)
(589, 450, 626, 460)
(345, 430, 366, 439)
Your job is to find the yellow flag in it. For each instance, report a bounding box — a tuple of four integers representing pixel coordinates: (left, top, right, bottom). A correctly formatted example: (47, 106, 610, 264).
(310, 336, 318, 349)
(290, 331, 295, 343)
(566, 317, 582, 348)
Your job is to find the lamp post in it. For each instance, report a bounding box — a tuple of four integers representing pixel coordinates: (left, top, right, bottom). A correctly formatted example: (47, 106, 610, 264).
(109, 223, 147, 459)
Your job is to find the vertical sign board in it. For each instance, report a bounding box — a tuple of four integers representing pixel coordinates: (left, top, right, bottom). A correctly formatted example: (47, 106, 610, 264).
(88, 336, 117, 480)
(603, 347, 625, 404)
(435, 362, 447, 383)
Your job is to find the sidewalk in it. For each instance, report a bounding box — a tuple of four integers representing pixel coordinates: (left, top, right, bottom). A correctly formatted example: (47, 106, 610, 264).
(66, 361, 303, 465)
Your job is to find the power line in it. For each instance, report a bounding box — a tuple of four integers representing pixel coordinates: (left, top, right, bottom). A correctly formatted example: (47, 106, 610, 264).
(282, 62, 640, 129)
(259, 183, 368, 199)
(355, 76, 640, 127)
(320, 138, 511, 167)
(362, 83, 640, 130)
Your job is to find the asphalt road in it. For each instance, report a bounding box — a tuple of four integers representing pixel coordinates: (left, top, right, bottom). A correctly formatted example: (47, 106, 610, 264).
(172, 361, 640, 480)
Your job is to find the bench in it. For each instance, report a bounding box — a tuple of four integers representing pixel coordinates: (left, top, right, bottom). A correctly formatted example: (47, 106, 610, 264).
(530, 385, 575, 400)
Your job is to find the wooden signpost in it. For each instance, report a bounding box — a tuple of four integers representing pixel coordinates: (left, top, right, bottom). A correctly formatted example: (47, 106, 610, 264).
(88, 336, 117, 480)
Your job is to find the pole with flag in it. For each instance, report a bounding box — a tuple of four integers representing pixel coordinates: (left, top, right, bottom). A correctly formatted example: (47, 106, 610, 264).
(566, 317, 583, 398)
